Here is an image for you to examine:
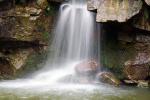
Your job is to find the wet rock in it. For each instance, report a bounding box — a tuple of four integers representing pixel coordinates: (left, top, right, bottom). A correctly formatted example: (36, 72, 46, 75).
(87, 0, 143, 22)
(124, 52, 150, 80)
(75, 59, 99, 76)
(137, 80, 149, 88)
(96, 72, 121, 86)
(7, 49, 33, 70)
(124, 80, 137, 85)
(124, 80, 149, 88)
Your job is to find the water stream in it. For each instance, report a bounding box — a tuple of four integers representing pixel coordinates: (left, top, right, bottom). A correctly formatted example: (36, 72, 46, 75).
(0, 0, 149, 100)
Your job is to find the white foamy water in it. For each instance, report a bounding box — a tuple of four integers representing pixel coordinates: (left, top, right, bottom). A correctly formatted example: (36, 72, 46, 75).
(0, 0, 100, 91)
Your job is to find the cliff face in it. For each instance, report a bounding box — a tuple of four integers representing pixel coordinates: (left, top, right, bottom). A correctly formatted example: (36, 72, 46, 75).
(0, 0, 59, 79)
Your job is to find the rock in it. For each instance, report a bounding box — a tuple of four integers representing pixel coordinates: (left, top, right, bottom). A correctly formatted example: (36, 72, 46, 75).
(37, 0, 48, 9)
(136, 35, 150, 43)
(124, 80, 138, 86)
(0, 57, 14, 79)
(87, 0, 143, 22)
(145, 0, 150, 6)
(87, 0, 100, 11)
(75, 59, 99, 76)
(15, 7, 42, 20)
(132, 7, 150, 31)
(7, 49, 33, 70)
(124, 80, 137, 84)
(96, 72, 121, 86)
(124, 52, 150, 80)
(124, 80, 149, 88)
(0, 6, 53, 42)
(137, 80, 149, 88)
(124, 34, 150, 81)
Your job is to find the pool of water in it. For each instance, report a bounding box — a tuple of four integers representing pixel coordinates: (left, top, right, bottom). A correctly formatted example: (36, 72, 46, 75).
(0, 83, 149, 100)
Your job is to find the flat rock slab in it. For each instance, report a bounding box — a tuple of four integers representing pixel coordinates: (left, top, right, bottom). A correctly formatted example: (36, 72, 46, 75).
(87, 0, 143, 22)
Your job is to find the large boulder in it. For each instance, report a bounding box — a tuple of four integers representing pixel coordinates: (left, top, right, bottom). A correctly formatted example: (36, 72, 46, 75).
(96, 72, 121, 86)
(124, 52, 150, 80)
(75, 59, 99, 76)
(124, 34, 150, 81)
(87, 0, 143, 22)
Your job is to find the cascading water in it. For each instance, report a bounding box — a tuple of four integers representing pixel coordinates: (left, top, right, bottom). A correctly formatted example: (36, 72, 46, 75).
(0, 0, 100, 90)
(50, 0, 97, 65)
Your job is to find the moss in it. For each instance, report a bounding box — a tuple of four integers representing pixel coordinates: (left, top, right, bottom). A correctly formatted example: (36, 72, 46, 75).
(43, 32, 50, 41)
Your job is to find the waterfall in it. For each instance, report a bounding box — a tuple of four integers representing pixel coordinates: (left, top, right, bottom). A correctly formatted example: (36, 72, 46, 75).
(51, 0, 96, 64)
(0, 0, 100, 89)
